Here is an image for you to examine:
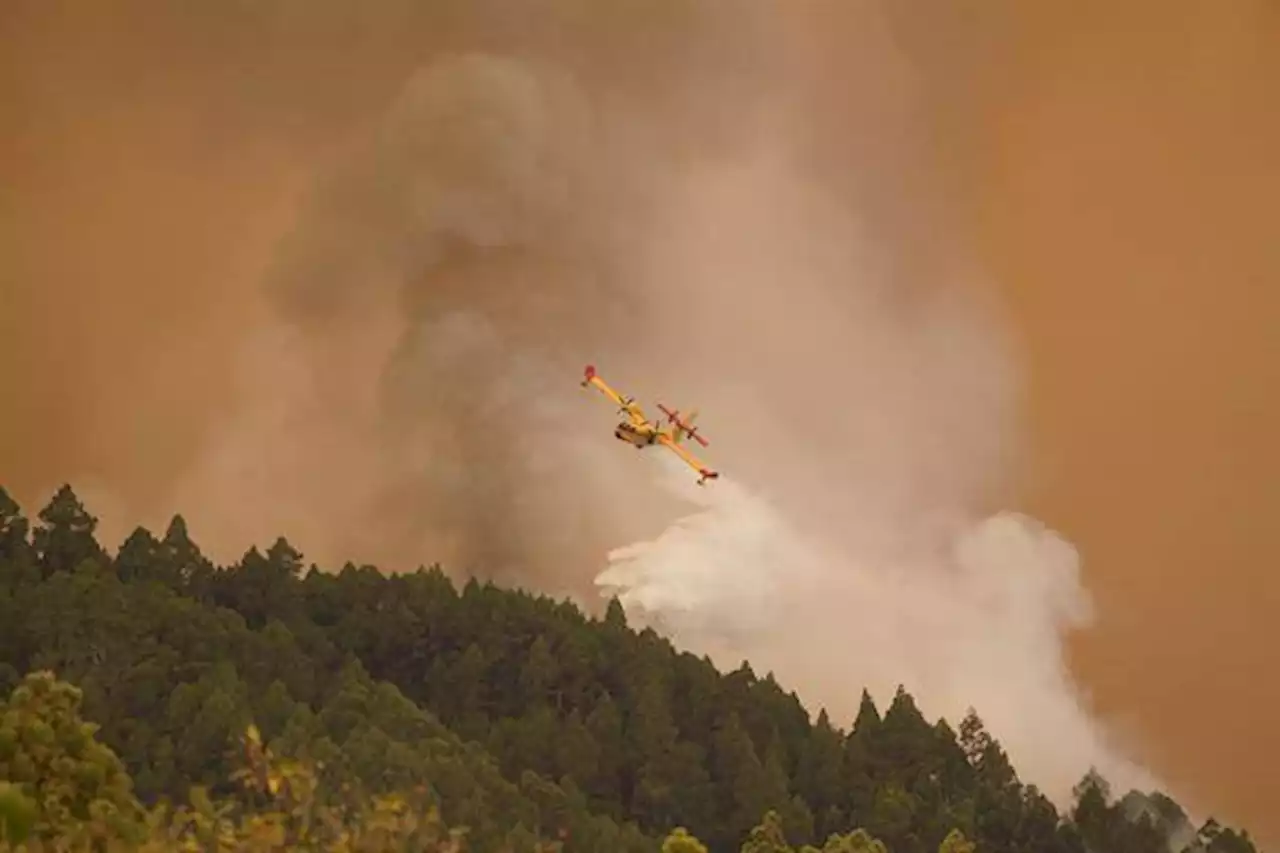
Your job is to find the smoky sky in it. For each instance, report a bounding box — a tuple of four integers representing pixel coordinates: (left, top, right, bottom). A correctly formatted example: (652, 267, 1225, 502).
(4, 0, 1278, 842)
(951, 2, 1280, 839)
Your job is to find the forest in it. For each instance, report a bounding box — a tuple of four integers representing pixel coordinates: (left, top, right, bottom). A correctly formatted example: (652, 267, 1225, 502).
(0, 484, 1264, 851)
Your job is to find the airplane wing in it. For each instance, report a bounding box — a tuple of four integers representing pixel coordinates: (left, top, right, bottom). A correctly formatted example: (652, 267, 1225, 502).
(657, 433, 720, 484)
(581, 364, 648, 425)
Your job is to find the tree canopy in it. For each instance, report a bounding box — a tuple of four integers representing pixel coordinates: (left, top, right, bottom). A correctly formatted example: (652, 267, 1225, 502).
(0, 484, 1263, 852)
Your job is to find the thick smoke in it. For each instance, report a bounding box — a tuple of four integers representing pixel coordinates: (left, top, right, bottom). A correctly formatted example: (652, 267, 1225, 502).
(597, 461, 1158, 806)
(169, 45, 712, 585)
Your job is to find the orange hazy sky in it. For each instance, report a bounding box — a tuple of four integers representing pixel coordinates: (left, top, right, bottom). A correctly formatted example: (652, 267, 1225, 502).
(965, 2, 1280, 838)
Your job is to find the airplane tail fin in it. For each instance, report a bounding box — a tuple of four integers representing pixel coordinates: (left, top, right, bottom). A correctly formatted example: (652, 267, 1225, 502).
(672, 409, 699, 445)
(658, 403, 708, 446)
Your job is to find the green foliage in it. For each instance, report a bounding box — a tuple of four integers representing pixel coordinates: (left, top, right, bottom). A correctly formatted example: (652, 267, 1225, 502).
(937, 828, 976, 853)
(0, 672, 146, 847)
(0, 783, 37, 845)
(31, 485, 105, 578)
(661, 827, 708, 853)
(0, 675, 535, 852)
(806, 828, 889, 853)
(0, 484, 1265, 853)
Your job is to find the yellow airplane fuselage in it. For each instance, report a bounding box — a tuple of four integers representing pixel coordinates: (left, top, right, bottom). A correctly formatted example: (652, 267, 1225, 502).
(614, 419, 663, 447)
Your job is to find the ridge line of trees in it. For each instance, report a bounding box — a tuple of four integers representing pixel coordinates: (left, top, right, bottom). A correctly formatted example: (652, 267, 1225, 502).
(0, 484, 1262, 852)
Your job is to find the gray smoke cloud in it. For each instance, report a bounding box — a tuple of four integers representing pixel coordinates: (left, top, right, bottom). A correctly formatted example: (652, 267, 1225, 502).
(171, 37, 749, 584)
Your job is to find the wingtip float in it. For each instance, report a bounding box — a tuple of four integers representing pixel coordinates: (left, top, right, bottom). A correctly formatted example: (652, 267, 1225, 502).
(581, 363, 721, 486)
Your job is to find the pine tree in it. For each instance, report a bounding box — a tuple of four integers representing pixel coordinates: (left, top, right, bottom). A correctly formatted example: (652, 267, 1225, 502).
(162, 514, 214, 593)
(796, 709, 847, 838)
(0, 488, 37, 592)
(878, 685, 938, 791)
(114, 527, 160, 584)
(584, 692, 625, 809)
(851, 689, 882, 738)
(1072, 768, 1115, 851)
(553, 709, 601, 789)
(956, 708, 990, 767)
(627, 673, 684, 830)
(32, 485, 105, 576)
(710, 710, 776, 844)
(742, 809, 792, 853)
(519, 635, 558, 709)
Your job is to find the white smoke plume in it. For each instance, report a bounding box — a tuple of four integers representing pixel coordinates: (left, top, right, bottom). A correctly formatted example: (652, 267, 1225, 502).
(588, 123, 1166, 809)
(597, 456, 1160, 807)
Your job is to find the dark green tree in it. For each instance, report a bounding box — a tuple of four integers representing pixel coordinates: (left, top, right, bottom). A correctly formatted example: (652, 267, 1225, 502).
(32, 485, 105, 576)
(796, 709, 847, 838)
(0, 487, 36, 586)
(0, 479, 1266, 853)
(585, 692, 626, 810)
(709, 710, 778, 846)
(114, 527, 160, 585)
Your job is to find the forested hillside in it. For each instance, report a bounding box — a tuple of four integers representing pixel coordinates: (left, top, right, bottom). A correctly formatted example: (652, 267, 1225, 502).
(0, 484, 1263, 851)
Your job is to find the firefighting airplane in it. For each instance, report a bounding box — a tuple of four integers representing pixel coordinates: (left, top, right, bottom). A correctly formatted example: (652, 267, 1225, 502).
(581, 364, 720, 485)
